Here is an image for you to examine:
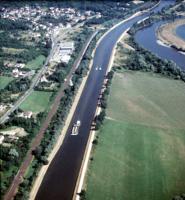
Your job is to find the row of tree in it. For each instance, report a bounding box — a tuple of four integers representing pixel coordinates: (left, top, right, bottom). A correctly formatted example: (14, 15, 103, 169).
(0, 111, 45, 196)
(126, 30, 185, 82)
(0, 18, 30, 31)
(78, 70, 114, 200)
(0, 78, 31, 104)
(172, 194, 185, 200)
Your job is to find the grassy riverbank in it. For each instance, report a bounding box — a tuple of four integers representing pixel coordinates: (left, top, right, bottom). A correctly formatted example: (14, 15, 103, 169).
(86, 71, 185, 200)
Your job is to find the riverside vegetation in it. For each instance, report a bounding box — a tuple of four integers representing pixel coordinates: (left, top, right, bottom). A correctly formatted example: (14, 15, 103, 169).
(126, 3, 185, 81)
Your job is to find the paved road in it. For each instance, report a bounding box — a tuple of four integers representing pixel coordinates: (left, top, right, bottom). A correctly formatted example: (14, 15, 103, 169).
(35, 1, 174, 200)
(0, 26, 74, 124)
(3, 31, 98, 200)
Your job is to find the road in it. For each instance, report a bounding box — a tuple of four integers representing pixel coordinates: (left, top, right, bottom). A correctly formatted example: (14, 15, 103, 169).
(0, 36, 57, 124)
(3, 31, 98, 200)
(0, 26, 74, 124)
(35, 1, 173, 200)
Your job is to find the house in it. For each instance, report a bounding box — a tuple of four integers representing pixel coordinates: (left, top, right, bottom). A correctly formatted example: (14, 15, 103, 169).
(66, 23, 71, 28)
(12, 68, 19, 77)
(15, 63, 25, 68)
(0, 104, 7, 112)
(0, 135, 5, 144)
(60, 42, 74, 52)
(61, 54, 71, 63)
(5, 62, 14, 68)
(51, 41, 75, 64)
(18, 111, 33, 119)
(24, 111, 33, 118)
(40, 75, 48, 83)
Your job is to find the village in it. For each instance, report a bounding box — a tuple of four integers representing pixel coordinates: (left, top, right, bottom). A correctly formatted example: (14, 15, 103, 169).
(1, 4, 101, 36)
(0, 3, 102, 128)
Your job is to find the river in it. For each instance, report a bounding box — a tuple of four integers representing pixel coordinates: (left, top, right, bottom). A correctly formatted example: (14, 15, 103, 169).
(35, 1, 177, 200)
(135, 22, 185, 70)
(176, 24, 185, 41)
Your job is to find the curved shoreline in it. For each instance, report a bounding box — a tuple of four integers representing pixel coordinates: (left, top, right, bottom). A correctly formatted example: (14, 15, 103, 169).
(157, 19, 185, 52)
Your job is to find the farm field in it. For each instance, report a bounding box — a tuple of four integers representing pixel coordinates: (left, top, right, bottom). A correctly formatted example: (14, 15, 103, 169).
(86, 71, 185, 200)
(19, 91, 52, 113)
(25, 55, 45, 70)
(0, 76, 14, 89)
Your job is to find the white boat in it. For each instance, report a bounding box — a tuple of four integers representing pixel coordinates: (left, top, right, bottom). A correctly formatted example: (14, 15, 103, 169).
(71, 120, 81, 135)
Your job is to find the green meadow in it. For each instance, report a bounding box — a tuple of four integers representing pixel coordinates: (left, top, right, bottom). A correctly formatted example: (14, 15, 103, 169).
(0, 76, 14, 89)
(86, 71, 185, 200)
(26, 55, 45, 70)
(20, 91, 52, 113)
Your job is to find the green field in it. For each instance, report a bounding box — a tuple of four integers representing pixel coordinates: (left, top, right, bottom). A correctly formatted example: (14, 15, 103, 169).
(0, 76, 14, 89)
(26, 55, 45, 70)
(19, 91, 52, 113)
(86, 71, 185, 200)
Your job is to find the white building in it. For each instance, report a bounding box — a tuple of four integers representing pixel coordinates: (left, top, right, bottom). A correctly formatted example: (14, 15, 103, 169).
(61, 54, 71, 63)
(60, 42, 74, 51)
(18, 111, 33, 119)
(15, 63, 25, 68)
(51, 41, 75, 64)
(40, 75, 48, 83)
(12, 68, 19, 77)
(0, 104, 7, 112)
